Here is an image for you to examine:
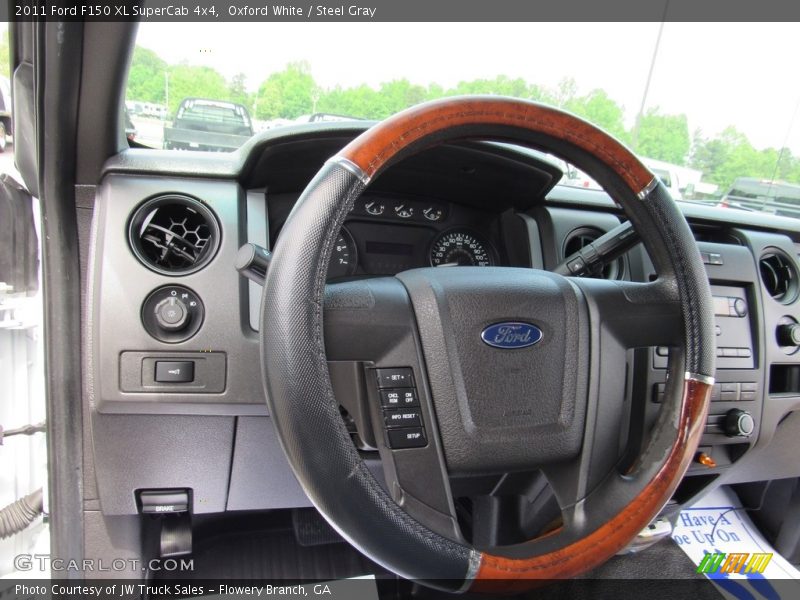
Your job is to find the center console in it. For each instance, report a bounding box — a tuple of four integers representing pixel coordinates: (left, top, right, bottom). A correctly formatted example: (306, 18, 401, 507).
(645, 229, 800, 477)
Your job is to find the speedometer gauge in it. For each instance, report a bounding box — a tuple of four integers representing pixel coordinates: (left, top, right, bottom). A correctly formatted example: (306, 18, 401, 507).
(326, 226, 358, 280)
(429, 230, 494, 267)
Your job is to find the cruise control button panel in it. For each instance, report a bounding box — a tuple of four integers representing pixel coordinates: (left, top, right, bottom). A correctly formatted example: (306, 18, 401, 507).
(373, 367, 428, 450)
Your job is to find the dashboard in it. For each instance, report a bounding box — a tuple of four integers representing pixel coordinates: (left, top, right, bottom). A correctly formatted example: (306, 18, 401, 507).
(85, 123, 800, 519)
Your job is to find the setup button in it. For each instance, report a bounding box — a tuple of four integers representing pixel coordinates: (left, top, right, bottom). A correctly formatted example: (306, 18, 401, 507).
(387, 427, 427, 449)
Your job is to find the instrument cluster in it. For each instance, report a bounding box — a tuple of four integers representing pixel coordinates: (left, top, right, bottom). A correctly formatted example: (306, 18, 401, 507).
(324, 195, 499, 281)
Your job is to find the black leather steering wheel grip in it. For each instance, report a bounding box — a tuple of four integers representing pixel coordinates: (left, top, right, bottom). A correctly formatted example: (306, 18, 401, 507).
(261, 96, 715, 591)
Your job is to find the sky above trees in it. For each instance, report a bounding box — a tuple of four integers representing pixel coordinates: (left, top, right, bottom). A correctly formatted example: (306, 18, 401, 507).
(134, 22, 800, 154)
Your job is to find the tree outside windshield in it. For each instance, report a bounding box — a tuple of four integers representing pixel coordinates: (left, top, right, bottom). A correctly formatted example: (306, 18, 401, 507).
(123, 22, 800, 214)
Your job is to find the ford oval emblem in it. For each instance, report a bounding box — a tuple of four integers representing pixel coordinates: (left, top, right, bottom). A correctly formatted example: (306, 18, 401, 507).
(481, 322, 543, 349)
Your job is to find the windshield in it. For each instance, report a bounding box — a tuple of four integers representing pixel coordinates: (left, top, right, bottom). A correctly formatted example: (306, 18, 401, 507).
(125, 22, 800, 213)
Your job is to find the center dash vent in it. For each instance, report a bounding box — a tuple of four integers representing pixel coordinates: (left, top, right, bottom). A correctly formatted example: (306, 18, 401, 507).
(128, 194, 221, 275)
(759, 250, 799, 304)
(562, 227, 623, 279)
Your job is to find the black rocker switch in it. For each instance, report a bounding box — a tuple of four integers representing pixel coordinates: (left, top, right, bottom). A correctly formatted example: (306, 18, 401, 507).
(155, 361, 195, 383)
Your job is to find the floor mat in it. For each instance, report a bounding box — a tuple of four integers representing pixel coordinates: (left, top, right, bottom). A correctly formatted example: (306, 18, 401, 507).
(674, 486, 800, 600)
(156, 528, 379, 581)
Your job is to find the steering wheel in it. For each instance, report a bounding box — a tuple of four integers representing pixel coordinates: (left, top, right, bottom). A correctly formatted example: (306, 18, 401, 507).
(260, 97, 715, 592)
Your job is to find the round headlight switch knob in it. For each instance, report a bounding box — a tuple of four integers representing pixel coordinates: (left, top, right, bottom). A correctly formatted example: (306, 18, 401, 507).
(154, 296, 190, 331)
(724, 409, 754, 438)
(142, 286, 205, 343)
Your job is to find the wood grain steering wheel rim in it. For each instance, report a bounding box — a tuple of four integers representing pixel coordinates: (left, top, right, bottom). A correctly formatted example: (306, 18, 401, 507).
(260, 96, 715, 592)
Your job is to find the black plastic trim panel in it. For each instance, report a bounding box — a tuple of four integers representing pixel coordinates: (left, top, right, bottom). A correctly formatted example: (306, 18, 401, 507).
(88, 174, 265, 415)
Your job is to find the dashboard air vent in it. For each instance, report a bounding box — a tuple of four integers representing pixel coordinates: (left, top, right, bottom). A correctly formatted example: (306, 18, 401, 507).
(759, 250, 799, 304)
(128, 195, 221, 275)
(562, 227, 623, 279)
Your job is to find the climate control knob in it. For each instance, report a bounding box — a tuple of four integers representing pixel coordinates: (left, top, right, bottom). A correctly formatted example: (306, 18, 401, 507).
(777, 322, 800, 347)
(154, 297, 190, 331)
(724, 409, 754, 438)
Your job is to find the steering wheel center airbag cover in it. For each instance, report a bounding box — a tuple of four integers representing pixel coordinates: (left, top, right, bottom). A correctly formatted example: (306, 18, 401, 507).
(397, 267, 588, 474)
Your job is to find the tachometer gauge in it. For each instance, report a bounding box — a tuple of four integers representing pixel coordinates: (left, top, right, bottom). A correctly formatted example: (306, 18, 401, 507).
(327, 226, 358, 280)
(429, 230, 494, 267)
